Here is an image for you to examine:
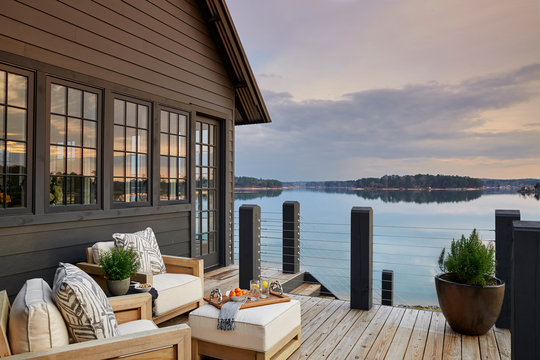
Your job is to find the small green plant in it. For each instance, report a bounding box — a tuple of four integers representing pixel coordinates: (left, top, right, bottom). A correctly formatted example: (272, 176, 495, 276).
(438, 229, 496, 286)
(99, 247, 140, 281)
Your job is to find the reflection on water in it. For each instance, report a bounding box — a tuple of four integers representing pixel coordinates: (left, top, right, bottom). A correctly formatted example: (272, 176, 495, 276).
(234, 188, 540, 306)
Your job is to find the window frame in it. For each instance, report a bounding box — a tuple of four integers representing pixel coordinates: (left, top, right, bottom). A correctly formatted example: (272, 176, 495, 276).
(158, 105, 190, 205)
(45, 77, 102, 213)
(0, 63, 34, 215)
(111, 94, 152, 209)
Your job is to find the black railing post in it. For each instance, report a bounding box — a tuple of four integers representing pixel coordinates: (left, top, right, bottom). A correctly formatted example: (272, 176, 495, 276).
(239, 204, 261, 290)
(283, 201, 300, 274)
(351, 207, 373, 310)
(511, 220, 540, 360)
(382, 270, 393, 306)
(495, 209, 520, 329)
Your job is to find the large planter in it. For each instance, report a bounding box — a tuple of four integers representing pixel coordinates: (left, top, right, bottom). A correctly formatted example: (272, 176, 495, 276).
(107, 278, 130, 296)
(435, 273, 504, 336)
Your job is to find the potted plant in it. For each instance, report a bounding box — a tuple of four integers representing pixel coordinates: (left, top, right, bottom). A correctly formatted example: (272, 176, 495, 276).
(436, 229, 505, 335)
(99, 247, 140, 296)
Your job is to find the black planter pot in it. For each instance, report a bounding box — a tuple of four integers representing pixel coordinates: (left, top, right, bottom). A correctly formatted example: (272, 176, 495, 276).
(434, 273, 505, 336)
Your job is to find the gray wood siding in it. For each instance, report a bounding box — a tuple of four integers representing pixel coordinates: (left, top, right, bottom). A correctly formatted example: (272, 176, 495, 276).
(0, 212, 190, 299)
(0, 0, 234, 116)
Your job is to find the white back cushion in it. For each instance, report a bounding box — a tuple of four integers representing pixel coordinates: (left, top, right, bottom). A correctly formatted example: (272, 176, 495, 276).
(8, 278, 69, 354)
(91, 241, 115, 264)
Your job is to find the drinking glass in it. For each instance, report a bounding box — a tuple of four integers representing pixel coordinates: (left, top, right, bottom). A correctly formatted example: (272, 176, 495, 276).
(260, 279, 269, 298)
(249, 279, 260, 301)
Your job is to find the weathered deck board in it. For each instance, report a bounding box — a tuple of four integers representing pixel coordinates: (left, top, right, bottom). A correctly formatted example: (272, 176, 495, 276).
(162, 265, 511, 360)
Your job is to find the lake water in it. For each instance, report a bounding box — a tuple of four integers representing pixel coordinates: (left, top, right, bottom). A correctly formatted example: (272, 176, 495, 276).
(233, 188, 540, 306)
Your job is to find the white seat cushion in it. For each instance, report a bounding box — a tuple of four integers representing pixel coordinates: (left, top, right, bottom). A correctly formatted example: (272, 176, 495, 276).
(189, 300, 301, 352)
(8, 278, 70, 354)
(117, 320, 157, 336)
(152, 273, 202, 316)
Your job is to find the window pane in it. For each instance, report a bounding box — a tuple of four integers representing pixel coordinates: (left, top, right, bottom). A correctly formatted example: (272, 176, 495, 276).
(202, 123, 208, 144)
(195, 167, 200, 188)
(160, 179, 168, 200)
(209, 124, 214, 145)
(179, 115, 187, 136)
(50, 115, 66, 144)
(196, 122, 200, 142)
(160, 111, 168, 133)
(209, 191, 214, 211)
(209, 232, 214, 253)
(209, 147, 214, 167)
(6, 107, 26, 141)
(178, 179, 186, 200)
(160, 133, 168, 155)
(138, 154, 147, 178)
(202, 233, 208, 254)
(209, 168, 214, 188)
(50, 145, 65, 175)
(195, 235, 200, 257)
(209, 211, 215, 232)
(84, 92, 97, 120)
(126, 153, 136, 177)
(50, 84, 66, 114)
(137, 179, 148, 202)
(179, 157, 186, 178)
(126, 127, 136, 152)
(6, 175, 25, 208)
(7, 141, 25, 174)
(170, 113, 178, 134)
(169, 156, 177, 179)
(83, 120, 97, 148)
(195, 144, 200, 166)
(126, 102, 136, 127)
(202, 167, 208, 188)
(0, 71, 5, 104)
(67, 88, 82, 117)
(126, 178, 136, 202)
(168, 178, 177, 200)
(50, 176, 64, 206)
(0, 140, 4, 173)
(202, 145, 208, 166)
(138, 129, 147, 154)
(67, 147, 82, 175)
(113, 178, 125, 202)
(170, 134, 178, 156)
(160, 156, 168, 178)
(0, 105, 4, 138)
(202, 190, 208, 210)
(195, 190, 200, 211)
(138, 105, 148, 129)
(82, 177, 97, 205)
(178, 136, 186, 158)
(114, 99, 125, 125)
(114, 125, 124, 151)
(66, 176, 82, 205)
(67, 117, 82, 146)
(113, 151, 124, 177)
(7, 73, 26, 107)
(83, 149, 96, 176)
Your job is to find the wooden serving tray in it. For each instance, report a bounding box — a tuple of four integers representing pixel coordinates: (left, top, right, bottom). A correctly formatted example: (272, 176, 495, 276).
(204, 292, 290, 310)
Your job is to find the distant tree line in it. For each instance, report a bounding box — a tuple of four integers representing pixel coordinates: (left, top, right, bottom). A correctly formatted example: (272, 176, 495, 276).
(235, 176, 282, 188)
(306, 174, 483, 189)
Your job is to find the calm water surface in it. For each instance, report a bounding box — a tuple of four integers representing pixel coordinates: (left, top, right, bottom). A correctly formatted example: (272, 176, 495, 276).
(233, 189, 540, 306)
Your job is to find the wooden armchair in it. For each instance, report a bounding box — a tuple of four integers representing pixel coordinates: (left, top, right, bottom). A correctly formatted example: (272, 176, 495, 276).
(0, 290, 191, 359)
(77, 245, 204, 324)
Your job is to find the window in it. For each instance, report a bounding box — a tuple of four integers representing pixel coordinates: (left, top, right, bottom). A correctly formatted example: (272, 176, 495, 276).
(0, 66, 31, 209)
(159, 108, 188, 201)
(49, 81, 99, 206)
(113, 98, 149, 203)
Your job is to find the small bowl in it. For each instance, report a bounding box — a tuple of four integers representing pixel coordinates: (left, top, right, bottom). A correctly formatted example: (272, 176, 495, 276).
(134, 283, 152, 292)
(227, 291, 247, 302)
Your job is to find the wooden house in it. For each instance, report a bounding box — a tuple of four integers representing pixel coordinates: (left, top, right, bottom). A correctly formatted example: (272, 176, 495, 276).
(0, 0, 270, 299)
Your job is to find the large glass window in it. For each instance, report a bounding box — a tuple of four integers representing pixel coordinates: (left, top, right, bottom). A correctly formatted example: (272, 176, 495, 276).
(113, 98, 149, 203)
(160, 109, 188, 201)
(49, 82, 99, 206)
(0, 68, 30, 209)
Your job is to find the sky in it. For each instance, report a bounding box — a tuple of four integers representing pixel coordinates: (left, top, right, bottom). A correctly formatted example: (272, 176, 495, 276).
(228, 0, 540, 181)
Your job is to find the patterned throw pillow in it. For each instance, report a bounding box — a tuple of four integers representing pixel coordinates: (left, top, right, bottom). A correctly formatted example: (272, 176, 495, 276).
(113, 227, 166, 275)
(52, 263, 119, 342)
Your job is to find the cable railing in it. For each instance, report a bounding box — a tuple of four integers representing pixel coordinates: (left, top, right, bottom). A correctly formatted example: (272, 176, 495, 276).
(233, 205, 495, 307)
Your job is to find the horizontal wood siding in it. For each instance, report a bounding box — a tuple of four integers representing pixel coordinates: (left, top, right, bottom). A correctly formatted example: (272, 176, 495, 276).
(0, 212, 190, 299)
(0, 0, 234, 115)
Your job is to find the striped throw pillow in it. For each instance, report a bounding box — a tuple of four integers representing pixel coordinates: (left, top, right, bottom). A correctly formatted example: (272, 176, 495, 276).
(113, 227, 166, 275)
(52, 263, 119, 342)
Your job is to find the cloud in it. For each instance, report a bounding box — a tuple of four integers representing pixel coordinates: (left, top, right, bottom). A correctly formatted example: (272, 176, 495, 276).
(236, 64, 540, 180)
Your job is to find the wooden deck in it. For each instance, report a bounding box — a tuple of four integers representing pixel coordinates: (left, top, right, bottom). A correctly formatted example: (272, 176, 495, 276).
(161, 265, 511, 360)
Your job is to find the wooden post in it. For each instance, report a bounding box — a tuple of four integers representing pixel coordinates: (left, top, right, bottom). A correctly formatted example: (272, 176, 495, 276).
(351, 207, 373, 310)
(495, 209, 520, 329)
(283, 201, 300, 274)
(511, 220, 540, 360)
(381, 270, 393, 306)
(239, 205, 261, 290)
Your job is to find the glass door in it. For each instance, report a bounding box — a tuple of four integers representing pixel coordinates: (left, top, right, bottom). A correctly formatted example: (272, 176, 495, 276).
(195, 118, 219, 268)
